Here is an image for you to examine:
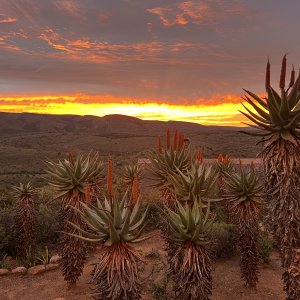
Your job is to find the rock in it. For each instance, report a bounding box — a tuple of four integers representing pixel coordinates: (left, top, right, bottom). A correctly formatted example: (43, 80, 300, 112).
(0, 269, 10, 275)
(12, 267, 27, 274)
(46, 263, 59, 271)
(49, 255, 61, 264)
(28, 265, 46, 275)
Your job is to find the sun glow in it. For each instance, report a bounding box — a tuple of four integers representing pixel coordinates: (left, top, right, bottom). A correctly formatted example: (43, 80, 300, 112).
(0, 94, 247, 126)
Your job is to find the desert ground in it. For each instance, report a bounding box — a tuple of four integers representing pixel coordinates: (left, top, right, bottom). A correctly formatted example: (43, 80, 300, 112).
(0, 231, 285, 300)
(0, 130, 260, 186)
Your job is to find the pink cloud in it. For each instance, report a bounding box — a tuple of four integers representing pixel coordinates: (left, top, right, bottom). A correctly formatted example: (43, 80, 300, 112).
(54, 0, 82, 18)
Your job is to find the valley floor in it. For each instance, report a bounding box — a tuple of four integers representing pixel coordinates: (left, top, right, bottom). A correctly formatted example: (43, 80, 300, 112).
(0, 231, 285, 300)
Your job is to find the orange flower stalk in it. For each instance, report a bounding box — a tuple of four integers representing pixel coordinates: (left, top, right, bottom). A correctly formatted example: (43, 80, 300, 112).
(224, 154, 229, 164)
(239, 158, 242, 170)
(166, 128, 170, 150)
(132, 175, 139, 204)
(85, 183, 91, 205)
(68, 151, 74, 164)
(107, 155, 113, 196)
(173, 130, 178, 151)
(157, 136, 162, 153)
(218, 153, 223, 162)
(179, 134, 185, 149)
(197, 150, 203, 163)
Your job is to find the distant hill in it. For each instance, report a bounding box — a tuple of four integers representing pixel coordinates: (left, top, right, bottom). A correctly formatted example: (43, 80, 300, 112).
(0, 112, 245, 135)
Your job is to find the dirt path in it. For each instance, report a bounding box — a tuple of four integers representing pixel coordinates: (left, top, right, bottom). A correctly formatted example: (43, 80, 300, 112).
(0, 231, 285, 300)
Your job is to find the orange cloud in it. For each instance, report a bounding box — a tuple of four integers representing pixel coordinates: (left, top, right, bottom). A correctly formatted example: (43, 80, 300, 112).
(0, 17, 17, 23)
(38, 27, 207, 64)
(0, 93, 248, 126)
(0, 37, 21, 52)
(148, 0, 246, 27)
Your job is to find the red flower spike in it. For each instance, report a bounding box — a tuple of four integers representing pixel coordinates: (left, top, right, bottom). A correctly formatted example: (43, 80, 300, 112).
(218, 153, 223, 162)
(197, 150, 203, 163)
(132, 175, 139, 204)
(85, 184, 91, 206)
(224, 154, 229, 164)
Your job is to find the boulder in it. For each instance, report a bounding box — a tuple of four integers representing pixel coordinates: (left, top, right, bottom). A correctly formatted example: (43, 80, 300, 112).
(0, 269, 10, 275)
(49, 255, 62, 264)
(28, 265, 46, 275)
(12, 267, 27, 274)
(46, 263, 59, 271)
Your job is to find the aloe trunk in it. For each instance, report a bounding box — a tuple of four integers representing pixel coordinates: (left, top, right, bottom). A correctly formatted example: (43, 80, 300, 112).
(170, 241, 212, 300)
(91, 241, 142, 300)
(59, 192, 87, 286)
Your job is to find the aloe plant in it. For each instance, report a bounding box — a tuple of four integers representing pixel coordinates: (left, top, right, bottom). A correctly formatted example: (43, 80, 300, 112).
(240, 55, 300, 299)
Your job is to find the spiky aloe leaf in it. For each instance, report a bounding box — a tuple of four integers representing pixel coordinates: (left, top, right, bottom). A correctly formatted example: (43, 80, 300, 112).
(65, 192, 149, 246)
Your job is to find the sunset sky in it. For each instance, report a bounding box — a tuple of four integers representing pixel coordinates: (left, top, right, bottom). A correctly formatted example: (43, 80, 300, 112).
(1, 0, 300, 125)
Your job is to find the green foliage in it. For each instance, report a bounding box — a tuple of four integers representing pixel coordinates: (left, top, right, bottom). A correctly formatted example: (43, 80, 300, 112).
(209, 222, 238, 258)
(23, 246, 36, 268)
(164, 200, 214, 245)
(0, 187, 14, 209)
(0, 254, 8, 269)
(11, 182, 36, 198)
(240, 58, 300, 142)
(224, 166, 264, 216)
(66, 191, 149, 245)
(122, 163, 142, 185)
(168, 163, 219, 204)
(258, 232, 273, 264)
(0, 209, 17, 258)
(35, 202, 60, 245)
(142, 190, 162, 232)
(36, 246, 50, 265)
(0, 186, 59, 259)
(45, 152, 104, 198)
(147, 147, 191, 191)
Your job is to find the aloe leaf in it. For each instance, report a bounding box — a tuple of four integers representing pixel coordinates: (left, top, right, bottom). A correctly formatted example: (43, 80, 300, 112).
(243, 89, 268, 108)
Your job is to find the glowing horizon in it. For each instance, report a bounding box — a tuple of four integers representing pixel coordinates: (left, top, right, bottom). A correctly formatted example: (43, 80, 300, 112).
(0, 94, 247, 126)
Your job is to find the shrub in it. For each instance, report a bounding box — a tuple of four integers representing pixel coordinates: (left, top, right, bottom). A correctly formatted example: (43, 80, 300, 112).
(142, 190, 162, 232)
(209, 222, 238, 258)
(0, 187, 14, 209)
(35, 187, 60, 246)
(0, 208, 17, 258)
(258, 232, 273, 264)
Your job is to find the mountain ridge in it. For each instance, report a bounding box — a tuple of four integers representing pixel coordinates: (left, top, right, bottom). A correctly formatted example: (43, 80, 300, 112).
(0, 111, 245, 135)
